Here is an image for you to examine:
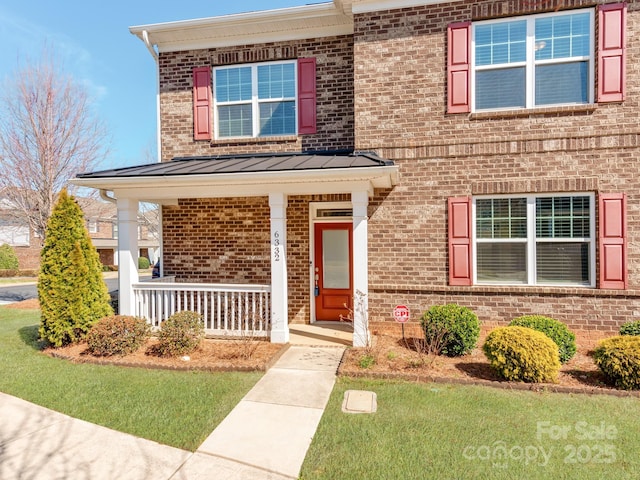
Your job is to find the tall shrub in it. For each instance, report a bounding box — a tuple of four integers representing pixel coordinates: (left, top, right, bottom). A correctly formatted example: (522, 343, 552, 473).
(38, 189, 113, 346)
(0, 243, 19, 270)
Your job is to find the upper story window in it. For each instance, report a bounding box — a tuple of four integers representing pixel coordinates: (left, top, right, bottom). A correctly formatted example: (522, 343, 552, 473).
(473, 10, 594, 111)
(87, 220, 98, 234)
(214, 61, 297, 138)
(446, 4, 625, 114)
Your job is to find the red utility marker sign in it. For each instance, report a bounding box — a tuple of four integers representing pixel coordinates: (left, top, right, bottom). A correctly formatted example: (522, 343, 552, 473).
(393, 305, 410, 323)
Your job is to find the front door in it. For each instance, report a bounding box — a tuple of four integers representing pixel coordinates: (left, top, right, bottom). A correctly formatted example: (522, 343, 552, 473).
(314, 223, 353, 321)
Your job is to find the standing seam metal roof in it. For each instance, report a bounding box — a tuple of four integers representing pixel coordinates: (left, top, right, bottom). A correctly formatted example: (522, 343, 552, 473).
(77, 151, 395, 179)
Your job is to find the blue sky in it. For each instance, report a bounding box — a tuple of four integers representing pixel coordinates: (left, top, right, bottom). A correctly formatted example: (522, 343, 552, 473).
(0, 1, 311, 171)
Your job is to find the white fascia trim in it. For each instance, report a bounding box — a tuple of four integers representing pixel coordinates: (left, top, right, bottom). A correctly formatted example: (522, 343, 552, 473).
(130, 2, 352, 52)
(352, 0, 446, 14)
(71, 166, 399, 200)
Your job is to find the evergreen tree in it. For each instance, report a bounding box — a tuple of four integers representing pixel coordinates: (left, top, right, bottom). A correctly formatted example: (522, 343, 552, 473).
(38, 189, 112, 346)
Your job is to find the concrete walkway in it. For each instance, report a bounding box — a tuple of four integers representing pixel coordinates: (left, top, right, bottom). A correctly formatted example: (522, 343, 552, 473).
(0, 345, 344, 480)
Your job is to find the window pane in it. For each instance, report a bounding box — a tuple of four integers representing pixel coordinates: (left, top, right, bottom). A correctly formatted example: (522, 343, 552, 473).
(476, 67, 525, 109)
(535, 62, 588, 106)
(259, 101, 296, 136)
(476, 198, 527, 239)
(536, 242, 590, 285)
(215, 67, 251, 102)
(258, 64, 295, 99)
(477, 243, 527, 284)
(323, 230, 350, 289)
(535, 12, 591, 61)
(536, 196, 590, 238)
(218, 104, 252, 137)
(475, 21, 526, 66)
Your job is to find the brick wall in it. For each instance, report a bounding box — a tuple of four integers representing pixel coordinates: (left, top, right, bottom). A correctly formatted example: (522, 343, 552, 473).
(356, 0, 640, 331)
(157, 35, 354, 161)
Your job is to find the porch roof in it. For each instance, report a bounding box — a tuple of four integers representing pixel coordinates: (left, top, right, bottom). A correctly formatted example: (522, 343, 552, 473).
(72, 151, 399, 202)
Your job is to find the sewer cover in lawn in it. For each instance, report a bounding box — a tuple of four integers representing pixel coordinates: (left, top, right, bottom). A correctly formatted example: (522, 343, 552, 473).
(342, 390, 377, 414)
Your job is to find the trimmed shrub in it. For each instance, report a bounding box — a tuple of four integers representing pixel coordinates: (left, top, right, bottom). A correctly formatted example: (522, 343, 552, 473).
(420, 304, 480, 356)
(86, 315, 151, 356)
(483, 326, 561, 383)
(156, 311, 205, 357)
(619, 320, 640, 337)
(593, 336, 640, 390)
(0, 244, 19, 270)
(138, 257, 150, 269)
(38, 190, 113, 347)
(509, 315, 576, 364)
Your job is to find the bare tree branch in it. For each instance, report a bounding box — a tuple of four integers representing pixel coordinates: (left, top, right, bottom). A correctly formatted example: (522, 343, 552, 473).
(0, 48, 110, 243)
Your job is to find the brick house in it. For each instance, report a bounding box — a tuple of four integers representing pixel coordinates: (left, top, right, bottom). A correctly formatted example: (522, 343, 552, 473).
(0, 195, 159, 269)
(74, 0, 638, 345)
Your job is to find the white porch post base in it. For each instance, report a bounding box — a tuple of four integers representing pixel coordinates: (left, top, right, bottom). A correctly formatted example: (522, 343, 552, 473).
(352, 191, 370, 347)
(269, 193, 289, 343)
(117, 197, 139, 315)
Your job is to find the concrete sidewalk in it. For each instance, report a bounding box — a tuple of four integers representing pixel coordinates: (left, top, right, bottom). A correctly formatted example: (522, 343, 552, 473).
(0, 345, 344, 480)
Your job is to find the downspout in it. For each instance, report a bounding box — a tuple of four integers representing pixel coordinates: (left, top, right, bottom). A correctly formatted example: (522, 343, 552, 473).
(100, 189, 116, 203)
(142, 30, 162, 163)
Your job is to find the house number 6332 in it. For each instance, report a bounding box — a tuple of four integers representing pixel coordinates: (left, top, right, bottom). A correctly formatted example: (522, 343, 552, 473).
(273, 231, 280, 262)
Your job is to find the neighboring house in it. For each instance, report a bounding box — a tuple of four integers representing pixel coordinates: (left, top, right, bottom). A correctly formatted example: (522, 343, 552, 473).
(74, 0, 638, 346)
(0, 195, 159, 269)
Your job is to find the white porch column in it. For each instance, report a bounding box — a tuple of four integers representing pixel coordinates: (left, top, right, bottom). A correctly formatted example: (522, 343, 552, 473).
(117, 197, 139, 315)
(269, 192, 289, 343)
(352, 191, 370, 347)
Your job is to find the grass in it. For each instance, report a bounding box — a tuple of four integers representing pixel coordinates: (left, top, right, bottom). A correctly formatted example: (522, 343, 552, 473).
(0, 307, 262, 451)
(0, 278, 36, 285)
(301, 377, 640, 480)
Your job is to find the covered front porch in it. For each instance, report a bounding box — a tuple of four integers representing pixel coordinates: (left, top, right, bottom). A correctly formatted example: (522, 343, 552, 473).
(73, 152, 398, 347)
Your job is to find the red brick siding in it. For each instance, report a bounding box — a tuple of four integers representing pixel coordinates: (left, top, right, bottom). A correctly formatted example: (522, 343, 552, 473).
(157, 35, 354, 161)
(357, 0, 640, 331)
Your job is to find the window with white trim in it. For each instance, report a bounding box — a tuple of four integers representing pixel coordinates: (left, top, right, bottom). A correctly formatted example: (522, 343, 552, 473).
(213, 61, 297, 138)
(473, 194, 595, 286)
(87, 220, 98, 234)
(472, 9, 594, 111)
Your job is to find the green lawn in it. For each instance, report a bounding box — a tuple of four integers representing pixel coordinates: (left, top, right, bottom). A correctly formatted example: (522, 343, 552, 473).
(301, 378, 640, 480)
(0, 307, 262, 451)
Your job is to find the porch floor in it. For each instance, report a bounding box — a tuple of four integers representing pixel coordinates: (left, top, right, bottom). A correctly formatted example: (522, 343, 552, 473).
(289, 323, 352, 347)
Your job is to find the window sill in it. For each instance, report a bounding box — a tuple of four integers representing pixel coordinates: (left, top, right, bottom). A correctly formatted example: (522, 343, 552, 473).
(470, 104, 597, 121)
(211, 136, 298, 147)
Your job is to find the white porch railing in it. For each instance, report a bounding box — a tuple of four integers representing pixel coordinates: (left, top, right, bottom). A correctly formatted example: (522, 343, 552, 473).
(133, 281, 271, 337)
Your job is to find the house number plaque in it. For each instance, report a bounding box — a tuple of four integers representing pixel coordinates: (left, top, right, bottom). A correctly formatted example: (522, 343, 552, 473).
(273, 231, 281, 262)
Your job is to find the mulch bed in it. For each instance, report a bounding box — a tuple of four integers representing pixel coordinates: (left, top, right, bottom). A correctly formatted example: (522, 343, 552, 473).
(338, 327, 640, 397)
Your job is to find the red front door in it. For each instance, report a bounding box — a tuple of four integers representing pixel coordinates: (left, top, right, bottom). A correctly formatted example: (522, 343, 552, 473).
(314, 223, 353, 321)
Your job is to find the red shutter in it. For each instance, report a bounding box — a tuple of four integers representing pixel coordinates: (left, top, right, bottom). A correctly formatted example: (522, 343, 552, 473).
(448, 197, 472, 286)
(598, 3, 626, 103)
(298, 58, 317, 134)
(193, 67, 212, 140)
(599, 193, 627, 289)
(447, 22, 471, 114)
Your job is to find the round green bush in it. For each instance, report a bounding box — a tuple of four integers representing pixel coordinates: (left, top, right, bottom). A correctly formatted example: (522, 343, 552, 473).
(420, 304, 480, 357)
(0, 243, 19, 270)
(619, 320, 640, 336)
(509, 315, 576, 364)
(593, 336, 640, 390)
(138, 257, 151, 269)
(86, 315, 151, 356)
(157, 311, 205, 357)
(483, 326, 561, 383)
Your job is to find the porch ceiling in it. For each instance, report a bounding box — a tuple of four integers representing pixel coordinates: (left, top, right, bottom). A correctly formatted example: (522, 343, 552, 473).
(72, 151, 399, 202)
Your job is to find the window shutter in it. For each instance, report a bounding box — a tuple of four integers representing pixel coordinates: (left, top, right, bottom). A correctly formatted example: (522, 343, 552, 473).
(447, 22, 471, 114)
(193, 67, 212, 140)
(448, 197, 472, 286)
(298, 58, 317, 134)
(599, 193, 627, 289)
(598, 3, 626, 103)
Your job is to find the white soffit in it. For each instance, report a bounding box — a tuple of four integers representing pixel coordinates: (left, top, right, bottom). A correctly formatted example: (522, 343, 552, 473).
(129, 3, 353, 53)
(351, 0, 444, 14)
